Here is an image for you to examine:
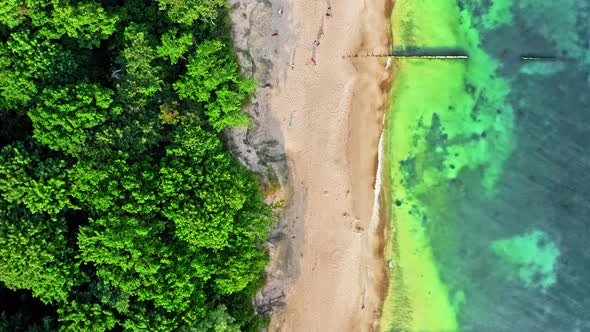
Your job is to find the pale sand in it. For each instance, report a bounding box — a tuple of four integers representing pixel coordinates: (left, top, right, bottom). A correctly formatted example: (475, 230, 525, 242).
(263, 0, 393, 330)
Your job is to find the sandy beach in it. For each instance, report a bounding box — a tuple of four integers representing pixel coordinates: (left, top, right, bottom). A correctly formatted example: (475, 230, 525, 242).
(229, 0, 392, 330)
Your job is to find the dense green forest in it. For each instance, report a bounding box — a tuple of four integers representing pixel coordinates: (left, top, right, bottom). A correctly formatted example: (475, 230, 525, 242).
(0, 0, 273, 330)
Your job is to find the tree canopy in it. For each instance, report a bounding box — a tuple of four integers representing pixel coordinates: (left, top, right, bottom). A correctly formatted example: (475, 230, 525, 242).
(157, 0, 227, 25)
(0, 0, 271, 331)
(174, 40, 256, 131)
(29, 83, 119, 155)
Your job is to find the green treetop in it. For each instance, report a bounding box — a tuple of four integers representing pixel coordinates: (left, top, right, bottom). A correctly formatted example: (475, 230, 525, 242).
(28, 83, 119, 156)
(157, 0, 227, 25)
(174, 40, 256, 131)
(116, 24, 164, 108)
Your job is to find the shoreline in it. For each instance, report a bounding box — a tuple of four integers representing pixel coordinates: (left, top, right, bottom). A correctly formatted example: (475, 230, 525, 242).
(346, 0, 393, 328)
(235, 0, 391, 331)
(266, 0, 393, 329)
(228, 0, 394, 329)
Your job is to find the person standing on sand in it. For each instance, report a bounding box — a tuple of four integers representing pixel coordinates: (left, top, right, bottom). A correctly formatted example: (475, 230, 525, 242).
(290, 49, 296, 70)
(309, 16, 324, 66)
(311, 40, 320, 65)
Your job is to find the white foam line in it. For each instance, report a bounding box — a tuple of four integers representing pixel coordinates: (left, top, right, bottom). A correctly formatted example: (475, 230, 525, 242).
(369, 130, 384, 233)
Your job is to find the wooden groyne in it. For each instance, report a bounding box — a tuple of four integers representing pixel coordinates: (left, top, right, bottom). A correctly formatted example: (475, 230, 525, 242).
(345, 53, 469, 59)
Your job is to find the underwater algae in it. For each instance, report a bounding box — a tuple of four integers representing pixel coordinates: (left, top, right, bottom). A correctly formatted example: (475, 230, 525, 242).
(381, 0, 515, 330)
(491, 230, 560, 290)
(481, 0, 512, 30)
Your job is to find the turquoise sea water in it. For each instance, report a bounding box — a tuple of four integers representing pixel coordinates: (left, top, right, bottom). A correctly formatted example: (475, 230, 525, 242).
(382, 1, 590, 331)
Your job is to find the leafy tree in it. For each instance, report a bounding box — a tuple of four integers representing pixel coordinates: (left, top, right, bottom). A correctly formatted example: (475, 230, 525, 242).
(0, 205, 76, 304)
(159, 118, 270, 296)
(91, 280, 130, 315)
(159, 120, 248, 249)
(0, 30, 77, 111)
(78, 214, 207, 305)
(38, 1, 119, 48)
(77, 213, 211, 325)
(0, 0, 27, 29)
(116, 24, 163, 108)
(0, 142, 78, 304)
(157, 0, 227, 25)
(174, 40, 256, 131)
(120, 302, 205, 332)
(0, 48, 37, 111)
(180, 305, 240, 332)
(71, 156, 160, 215)
(157, 28, 193, 64)
(83, 110, 163, 160)
(28, 83, 119, 155)
(58, 301, 117, 332)
(209, 173, 271, 295)
(0, 141, 76, 215)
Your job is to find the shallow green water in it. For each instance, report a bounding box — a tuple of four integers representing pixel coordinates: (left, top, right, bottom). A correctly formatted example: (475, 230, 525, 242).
(382, 1, 590, 331)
